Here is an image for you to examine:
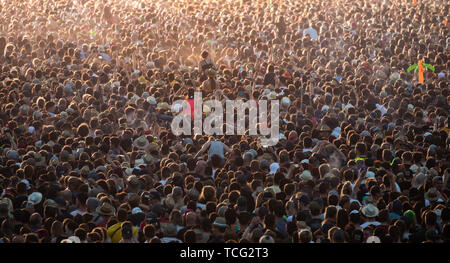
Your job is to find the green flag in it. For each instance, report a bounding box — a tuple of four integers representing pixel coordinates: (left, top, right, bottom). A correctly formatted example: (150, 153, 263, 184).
(423, 63, 435, 71)
(407, 64, 418, 73)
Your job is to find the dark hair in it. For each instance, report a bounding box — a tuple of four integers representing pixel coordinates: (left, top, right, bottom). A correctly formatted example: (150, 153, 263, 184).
(224, 208, 237, 225)
(24, 233, 39, 243)
(143, 224, 155, 240)
(74, 227, 87, 241)
(121, 221, 133, 240)
(184, 229, 196, 243)
(76, 123, 90, 137)
(336, 209, 349, 229)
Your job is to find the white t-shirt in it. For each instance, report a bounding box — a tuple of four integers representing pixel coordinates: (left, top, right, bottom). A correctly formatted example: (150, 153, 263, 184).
(361, 221, 381, 229)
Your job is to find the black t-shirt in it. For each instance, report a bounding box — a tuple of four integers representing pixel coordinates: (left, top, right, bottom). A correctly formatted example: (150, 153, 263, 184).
(13, 195, 27, 210)
(398, 181, 412, 192)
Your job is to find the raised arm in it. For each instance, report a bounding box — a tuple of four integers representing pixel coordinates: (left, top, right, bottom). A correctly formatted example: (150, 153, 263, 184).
(195, 140, 211, 159)
(352, 169, 366, 199)
(223, 142, 232, 153)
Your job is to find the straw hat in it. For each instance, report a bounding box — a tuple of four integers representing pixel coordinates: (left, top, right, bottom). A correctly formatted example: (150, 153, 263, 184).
(317, 123, 331, 132)
(95, 202, 116, 217)
(148, 143, 159, 152)
(156, 102, 171, 110)
(203, 105, 211, 114)
(361, 203, 379, 218)
(34, 152, 46, 166)
(266, 91, 277, 100)
(133, 135, 150, 150)
(170, 141, 187, 153)
(424, 188, 441, 202)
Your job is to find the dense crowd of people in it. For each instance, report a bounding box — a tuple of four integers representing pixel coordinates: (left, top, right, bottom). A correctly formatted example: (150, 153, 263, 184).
(0, 0, 449, 243)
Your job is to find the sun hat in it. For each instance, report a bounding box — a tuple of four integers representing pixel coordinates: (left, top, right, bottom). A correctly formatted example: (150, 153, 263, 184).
(28, 192, 43, 205)
(67, 236, 81, 243)
(133, 135, 150, 150)
(266, 91, 277, 100)
(95, 202, 116, 217)
(148, 143, 159, 152)
(424, 188, 441, 202)
(366, 236, 381, 243)
(317, 123, 331, 132)
(170, 141, 187, 153)
(143, 153, 154, 164)
(33, 152, 46, 166)
(156, 102, 171, 110)
(361, 203, 379, 218)
(299, 170, 313, 181)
